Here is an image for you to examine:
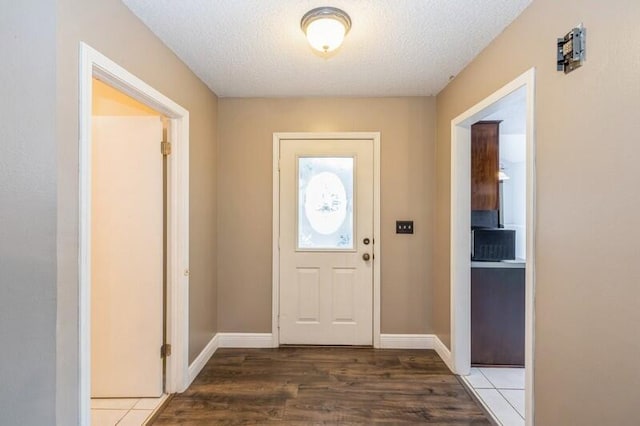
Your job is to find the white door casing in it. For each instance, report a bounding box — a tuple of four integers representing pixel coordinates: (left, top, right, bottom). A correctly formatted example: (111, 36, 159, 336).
(450, 68, 536, 425)
(279, 138, 374, 345)
(91, 116, 163, 397)
(79, 43, 190, 425)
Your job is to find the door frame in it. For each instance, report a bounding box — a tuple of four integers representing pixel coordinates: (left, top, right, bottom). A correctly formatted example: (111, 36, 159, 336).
(78, 43, 190, 425)
(450, 68, 535, 425)
(272, 132, 381, 348)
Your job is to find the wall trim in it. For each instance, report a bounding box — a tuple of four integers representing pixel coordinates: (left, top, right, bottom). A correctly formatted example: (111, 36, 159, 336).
(379, 334, 453, 372)
(433, 335, 454, 372)
(186, 333, 274, 387)
(379, 334, 434, 349)
(187, 334, 220, 386)
(218, 333, 276, 348)
(186, 333, 455, 389)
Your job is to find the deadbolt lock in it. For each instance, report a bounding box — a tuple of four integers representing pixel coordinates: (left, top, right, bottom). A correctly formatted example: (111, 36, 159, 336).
(363, 238, 370, 245)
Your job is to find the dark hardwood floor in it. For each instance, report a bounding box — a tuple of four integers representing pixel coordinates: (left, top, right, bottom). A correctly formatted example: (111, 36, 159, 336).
(153, 347, 490, 425)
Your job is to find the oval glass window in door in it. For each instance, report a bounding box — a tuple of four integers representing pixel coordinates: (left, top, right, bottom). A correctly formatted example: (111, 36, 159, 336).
(298, 157, 354, 249)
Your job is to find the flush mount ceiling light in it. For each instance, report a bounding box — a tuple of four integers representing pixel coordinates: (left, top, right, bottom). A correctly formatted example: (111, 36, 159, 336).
(301, 6, 351, 54)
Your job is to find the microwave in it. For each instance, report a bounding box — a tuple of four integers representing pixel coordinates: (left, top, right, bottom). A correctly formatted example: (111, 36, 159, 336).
(471, 228, 516, 261)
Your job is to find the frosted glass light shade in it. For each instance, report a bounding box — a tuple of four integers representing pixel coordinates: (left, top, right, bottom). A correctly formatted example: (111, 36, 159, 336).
(301, 7, 351, 54)
(305, 18, 346, 53)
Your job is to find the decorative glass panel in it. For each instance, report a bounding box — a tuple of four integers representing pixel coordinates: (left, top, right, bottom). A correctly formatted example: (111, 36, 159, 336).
(298, 157, 354, 249)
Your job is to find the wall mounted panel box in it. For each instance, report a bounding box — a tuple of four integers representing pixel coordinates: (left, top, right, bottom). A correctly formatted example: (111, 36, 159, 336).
(558, 24, 586, 74)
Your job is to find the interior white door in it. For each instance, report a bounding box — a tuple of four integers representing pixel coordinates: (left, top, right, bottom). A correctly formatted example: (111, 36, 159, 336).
(91, 116, 164, 397)
(279, 138, 374, 345)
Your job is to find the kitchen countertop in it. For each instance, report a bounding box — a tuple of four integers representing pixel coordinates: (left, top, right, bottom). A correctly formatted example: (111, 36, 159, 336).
(471, 259, 526, 268)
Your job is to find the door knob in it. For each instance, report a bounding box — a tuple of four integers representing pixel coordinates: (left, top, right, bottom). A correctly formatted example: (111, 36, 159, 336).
(362, 253, 371, 261)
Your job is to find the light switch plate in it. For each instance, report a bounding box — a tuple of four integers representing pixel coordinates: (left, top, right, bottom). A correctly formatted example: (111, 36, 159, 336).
(396, 221, 414, 234)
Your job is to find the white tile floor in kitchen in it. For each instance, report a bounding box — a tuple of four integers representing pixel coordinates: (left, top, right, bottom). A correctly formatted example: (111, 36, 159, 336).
(91, 395, 168, 426)
(462, 367, 525, 426)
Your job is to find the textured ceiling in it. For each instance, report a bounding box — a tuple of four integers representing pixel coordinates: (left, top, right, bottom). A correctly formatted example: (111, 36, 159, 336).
(122, 0, 532, 97)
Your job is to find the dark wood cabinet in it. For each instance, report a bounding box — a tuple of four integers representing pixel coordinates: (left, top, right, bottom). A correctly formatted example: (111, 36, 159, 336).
(471, 121, 500, 211)
(471, 266, 525, 366)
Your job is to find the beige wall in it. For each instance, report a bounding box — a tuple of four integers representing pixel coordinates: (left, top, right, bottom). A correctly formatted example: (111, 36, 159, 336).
(434, 0, 640, 424)
(217, 97, 436, 334)
(56, 0, 218, 423)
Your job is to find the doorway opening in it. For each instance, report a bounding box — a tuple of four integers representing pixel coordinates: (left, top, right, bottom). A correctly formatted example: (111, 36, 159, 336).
(272, 132, 382, 348)
(79, 43, 190, 426)
(450, 69, 535, 425)
(89, 77, 168, 424)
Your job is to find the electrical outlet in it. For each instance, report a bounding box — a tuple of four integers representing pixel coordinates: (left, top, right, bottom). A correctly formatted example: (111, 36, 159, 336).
(396, 220, 414, 234)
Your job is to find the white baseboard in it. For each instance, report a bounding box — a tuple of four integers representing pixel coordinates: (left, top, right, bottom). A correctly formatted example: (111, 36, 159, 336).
(186, 332, 275, 387)
(187, 333, 220, 386)
(379, 334, 454, 373)
(218, 332, 275, 348)
(186, 333, 453, 389)
(379, 334, 435, 349)
(433, 335, 454, 372)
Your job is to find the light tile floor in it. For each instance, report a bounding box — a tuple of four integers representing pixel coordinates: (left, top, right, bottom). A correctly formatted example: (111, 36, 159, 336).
(462, 367, 525, 426)
(91, 395, 167, 426)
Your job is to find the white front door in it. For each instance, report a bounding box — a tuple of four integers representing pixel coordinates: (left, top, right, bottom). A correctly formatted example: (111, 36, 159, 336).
(279, 138, 374, 345)
(91, 116, 164, 397)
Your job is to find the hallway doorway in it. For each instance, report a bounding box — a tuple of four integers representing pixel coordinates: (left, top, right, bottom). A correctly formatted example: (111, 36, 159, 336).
(449, 69, 536, 425)
(91, 80, 165, 399)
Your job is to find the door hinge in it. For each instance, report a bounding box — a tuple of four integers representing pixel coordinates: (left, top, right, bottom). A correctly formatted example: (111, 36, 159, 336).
(161, 141, 172, 156)
(161, 344, 172, 358)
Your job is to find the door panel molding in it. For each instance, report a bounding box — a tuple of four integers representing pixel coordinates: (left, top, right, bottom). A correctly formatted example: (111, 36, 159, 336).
(272, 132, 381, 347)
